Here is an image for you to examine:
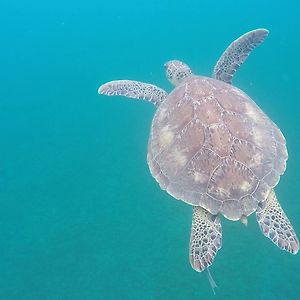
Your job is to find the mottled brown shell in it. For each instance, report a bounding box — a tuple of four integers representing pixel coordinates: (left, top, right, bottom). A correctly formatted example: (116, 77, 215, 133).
(147, 76, 287, 220)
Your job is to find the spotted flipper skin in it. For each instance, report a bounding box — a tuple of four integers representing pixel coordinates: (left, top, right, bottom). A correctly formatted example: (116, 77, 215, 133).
(256, 189, 299, 254)
(98, 80, 168, 107)
(212, 28, 269, 84)
(189, 207, 222, 272)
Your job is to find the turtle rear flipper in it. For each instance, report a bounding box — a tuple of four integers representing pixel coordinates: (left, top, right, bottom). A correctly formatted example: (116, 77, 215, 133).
(189, 207, 222, 272)
(256, 189, 299, 254)
(98, 80, 168, 107)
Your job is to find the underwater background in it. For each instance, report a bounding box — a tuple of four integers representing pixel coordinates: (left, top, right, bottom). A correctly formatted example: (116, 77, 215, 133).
(1, 0, 300, 299)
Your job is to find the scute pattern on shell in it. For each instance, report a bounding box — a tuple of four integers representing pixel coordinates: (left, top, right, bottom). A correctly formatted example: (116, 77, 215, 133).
(147, 76, 288, 220)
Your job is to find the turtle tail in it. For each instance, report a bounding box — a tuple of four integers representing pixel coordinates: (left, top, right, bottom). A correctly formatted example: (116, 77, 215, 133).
(206, 268, 217, 295)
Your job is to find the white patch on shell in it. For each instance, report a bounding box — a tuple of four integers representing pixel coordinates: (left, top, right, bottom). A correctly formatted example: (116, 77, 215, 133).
(193, 171, 207, 184)
(214, 187, 231, 198)
(244, 102, 262, 123)
(159, 126, 174, 149)
(171, 148, 187, 167)
(240, 180, 251, 192)
(249, 152, 262, 167)
(253, 129, 265, 147)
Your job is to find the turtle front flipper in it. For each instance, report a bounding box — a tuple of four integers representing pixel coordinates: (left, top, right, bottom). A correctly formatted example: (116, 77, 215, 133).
(256, 189, 299, 254)
(189, 206, 222, 272)
(212, 28, 269, 84)
(98, 80, 168, 107)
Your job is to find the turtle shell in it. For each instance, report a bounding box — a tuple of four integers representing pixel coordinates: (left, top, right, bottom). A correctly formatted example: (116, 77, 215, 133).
(147, 76, 287, 220)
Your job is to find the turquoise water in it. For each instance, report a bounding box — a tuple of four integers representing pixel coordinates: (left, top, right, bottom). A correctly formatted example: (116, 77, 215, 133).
(1, 0, 300, 299)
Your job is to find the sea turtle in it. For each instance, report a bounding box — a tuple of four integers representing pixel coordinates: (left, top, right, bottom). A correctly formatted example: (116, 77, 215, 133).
(98, 29, 299, 282)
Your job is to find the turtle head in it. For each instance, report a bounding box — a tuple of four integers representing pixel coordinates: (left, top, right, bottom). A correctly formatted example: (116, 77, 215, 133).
(164, 60, 193, 87)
